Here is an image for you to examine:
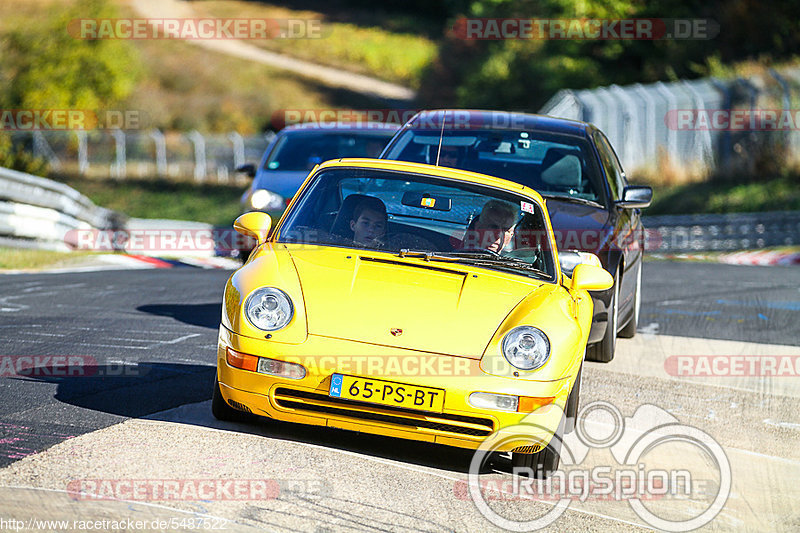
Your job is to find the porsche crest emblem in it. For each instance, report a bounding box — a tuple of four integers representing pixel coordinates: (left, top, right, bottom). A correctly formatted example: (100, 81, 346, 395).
(390, 328, 403, 336)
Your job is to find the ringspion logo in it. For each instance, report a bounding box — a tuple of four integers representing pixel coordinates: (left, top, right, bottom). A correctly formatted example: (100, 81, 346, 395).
(466, 401, 731, 531)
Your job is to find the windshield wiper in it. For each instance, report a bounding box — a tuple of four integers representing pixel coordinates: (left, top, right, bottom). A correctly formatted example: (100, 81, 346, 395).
(541, 193, 603, 208)
(397, 249, 459, 261)
(458, 257, 552, 279)
(397, 249, 551, 279)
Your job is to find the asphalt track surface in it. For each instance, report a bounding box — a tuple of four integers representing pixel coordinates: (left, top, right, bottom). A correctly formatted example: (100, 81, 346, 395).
(0, 261, 798, 531)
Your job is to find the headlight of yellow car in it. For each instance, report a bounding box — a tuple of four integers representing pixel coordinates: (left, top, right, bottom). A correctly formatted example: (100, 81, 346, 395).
(244, 287, 294, 331)
(501, 326, 551, 370)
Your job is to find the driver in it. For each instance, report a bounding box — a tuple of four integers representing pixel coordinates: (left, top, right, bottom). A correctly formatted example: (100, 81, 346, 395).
(350, 197, 387, 246)
(461, 200, 517, 253)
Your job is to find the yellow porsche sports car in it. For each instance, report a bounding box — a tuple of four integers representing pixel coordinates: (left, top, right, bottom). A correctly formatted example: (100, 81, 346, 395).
(213, 158, 612, 473)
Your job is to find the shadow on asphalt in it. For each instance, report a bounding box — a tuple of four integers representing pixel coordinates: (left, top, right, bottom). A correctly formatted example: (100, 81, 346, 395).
(136, 303, 221, 329)
(22, 360, 494, 475)
(15, 362, 216, 418)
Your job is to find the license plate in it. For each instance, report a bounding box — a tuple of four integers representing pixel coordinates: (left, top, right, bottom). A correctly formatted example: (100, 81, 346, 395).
(329, 374, 445, 413)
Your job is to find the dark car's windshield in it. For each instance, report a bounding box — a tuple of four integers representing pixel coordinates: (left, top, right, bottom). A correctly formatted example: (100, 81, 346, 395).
(277, 167, 558, 281)
(264, 131, 395, 172)
(383, 128, 606, 205)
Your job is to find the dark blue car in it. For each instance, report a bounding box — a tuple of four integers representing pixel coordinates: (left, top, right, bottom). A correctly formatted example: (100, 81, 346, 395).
(380, 109, 652, 363)
(239, 122, 400, 213)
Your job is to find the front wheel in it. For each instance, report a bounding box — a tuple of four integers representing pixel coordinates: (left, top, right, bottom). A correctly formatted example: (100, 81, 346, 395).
(618, 262, 642, 338)
(211, 377, 252, 422)
(564, 363, 583, 434)
(511, 414, 566, 478)
(586, 269, 619, 363)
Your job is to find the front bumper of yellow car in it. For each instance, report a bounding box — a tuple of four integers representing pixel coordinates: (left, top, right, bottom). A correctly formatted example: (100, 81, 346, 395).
(216, 325, 574, 454)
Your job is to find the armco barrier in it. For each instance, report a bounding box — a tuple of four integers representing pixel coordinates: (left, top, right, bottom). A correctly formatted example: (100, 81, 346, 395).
(0, 166, 124, 250)
(643, 211, 800, 253)
(2, 164, 798, 255)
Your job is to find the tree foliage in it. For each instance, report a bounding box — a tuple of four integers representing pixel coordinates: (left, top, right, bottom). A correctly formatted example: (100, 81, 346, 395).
(1, 0, 140, 111)
(419, 0, 800, 110)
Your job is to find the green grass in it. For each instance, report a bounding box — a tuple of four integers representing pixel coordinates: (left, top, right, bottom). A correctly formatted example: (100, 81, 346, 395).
(646, 173, 800, 215)
(193, 1, 438, 88)
(51, 174, 245, 227)
(0, 247, 100, 270)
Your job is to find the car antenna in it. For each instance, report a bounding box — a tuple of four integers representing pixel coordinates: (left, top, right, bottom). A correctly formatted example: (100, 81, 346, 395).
(435, 110, 447, 166)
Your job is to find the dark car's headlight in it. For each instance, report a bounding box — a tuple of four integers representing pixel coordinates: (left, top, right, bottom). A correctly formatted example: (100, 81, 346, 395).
(250, 189, 284, 210)
(244, 287, 294, 331)
(501, 326, 550, 370)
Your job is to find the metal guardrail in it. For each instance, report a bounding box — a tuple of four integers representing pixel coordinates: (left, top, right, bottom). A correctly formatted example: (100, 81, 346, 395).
(643, 211, 800, 253)
(2, 164, 798, 255)
(0, 166, 124, 250)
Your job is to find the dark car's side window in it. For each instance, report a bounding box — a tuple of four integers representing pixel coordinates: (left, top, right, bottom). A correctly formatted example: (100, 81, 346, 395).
(593, 131, 626, 201)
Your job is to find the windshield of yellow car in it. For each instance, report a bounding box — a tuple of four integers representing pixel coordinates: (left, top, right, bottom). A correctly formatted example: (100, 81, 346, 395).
(276, 168, 558, 281)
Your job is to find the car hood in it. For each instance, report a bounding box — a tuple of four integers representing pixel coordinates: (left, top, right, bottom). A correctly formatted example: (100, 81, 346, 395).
(545, 198, 613, 256)
(286, 246, 547, 358)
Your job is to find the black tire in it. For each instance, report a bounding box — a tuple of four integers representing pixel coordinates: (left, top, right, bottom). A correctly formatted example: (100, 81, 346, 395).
(211, 377, 251, 422)
(586, 269, 619, 363)
(511, 413, 566, 478)
(564, 362, 583, 434)
(618, 262, 642, 339)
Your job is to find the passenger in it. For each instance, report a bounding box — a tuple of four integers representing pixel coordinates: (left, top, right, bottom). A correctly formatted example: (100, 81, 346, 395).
(350, 197, 387, 246)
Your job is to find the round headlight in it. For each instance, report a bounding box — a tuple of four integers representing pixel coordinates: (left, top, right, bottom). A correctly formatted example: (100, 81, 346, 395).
(244, 287, 294, 331)
(250, 189, 283, 210)
(501, 326, 550, 370)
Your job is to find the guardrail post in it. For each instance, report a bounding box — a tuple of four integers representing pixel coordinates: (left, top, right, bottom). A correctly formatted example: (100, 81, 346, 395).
(111, 129, 126, 179)
(188, 130, 206, 182)
(228, 131, 245, 169)
(75, 131, 88, 175)
(149, 129, 167, 177)
(32, 132, 62, 170)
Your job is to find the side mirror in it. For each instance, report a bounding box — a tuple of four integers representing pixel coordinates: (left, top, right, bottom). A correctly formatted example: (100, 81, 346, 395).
(236, 163, 257, 179)
(234, 212, 272, 246)
(615, 185, 652, 209)
(571, 264, 613, 292)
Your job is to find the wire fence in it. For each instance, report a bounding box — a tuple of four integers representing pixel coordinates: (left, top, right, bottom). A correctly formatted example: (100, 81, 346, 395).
(540, 67, 800, 180)
(10, 129, 274, 185)
(10, 67, 800, 185)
